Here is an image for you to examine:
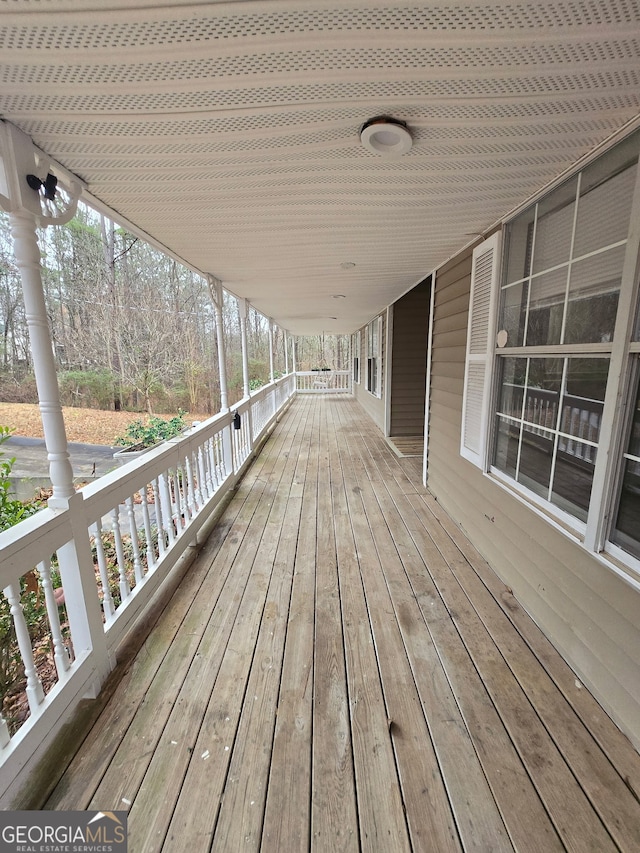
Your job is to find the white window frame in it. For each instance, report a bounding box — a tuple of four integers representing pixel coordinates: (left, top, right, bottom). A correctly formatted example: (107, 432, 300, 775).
(352, 330, 361, 384)
(461, 128, 640, 577)
(365, 315, 382, 398)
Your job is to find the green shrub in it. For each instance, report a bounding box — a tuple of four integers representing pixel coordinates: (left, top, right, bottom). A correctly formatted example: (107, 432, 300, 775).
(113, 410, 187, 449)
(0, 426, 38, 532)
(58, 369, 117, 410)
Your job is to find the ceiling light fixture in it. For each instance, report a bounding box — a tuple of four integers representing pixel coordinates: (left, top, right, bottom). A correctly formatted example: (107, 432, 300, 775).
(360, 116, 412, 158)
(340, 261, 356, 269)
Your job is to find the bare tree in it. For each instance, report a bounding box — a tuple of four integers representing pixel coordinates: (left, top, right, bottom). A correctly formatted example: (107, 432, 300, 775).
(0, 203, 289, 414)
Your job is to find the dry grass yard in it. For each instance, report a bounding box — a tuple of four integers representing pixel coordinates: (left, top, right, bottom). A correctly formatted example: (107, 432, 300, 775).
(0, 403, 209, 446)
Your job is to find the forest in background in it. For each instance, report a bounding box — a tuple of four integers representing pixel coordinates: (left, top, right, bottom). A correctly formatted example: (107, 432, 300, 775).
(0, 203, 349, 415)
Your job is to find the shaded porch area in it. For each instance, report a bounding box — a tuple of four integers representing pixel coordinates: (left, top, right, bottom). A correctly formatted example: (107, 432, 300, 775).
(45, 396, 640, 852)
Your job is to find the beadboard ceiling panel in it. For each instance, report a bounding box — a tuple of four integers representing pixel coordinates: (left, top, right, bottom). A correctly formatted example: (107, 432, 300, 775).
(1, 0, 639, 334)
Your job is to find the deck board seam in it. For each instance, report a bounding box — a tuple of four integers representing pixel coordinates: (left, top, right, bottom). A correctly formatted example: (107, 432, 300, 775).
(43, 398, 640, 853)
(158, 395, 316, 851)
(334, 402, 514, 853)
(333, 402, 564, 852)
(344, 408, 626, 852)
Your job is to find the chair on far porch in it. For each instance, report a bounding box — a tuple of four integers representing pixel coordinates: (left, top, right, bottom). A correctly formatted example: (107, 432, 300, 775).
(312, 370, 333, 390)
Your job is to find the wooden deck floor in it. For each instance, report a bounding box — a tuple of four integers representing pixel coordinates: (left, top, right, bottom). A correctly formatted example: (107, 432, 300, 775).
(46, 396, 640, 852)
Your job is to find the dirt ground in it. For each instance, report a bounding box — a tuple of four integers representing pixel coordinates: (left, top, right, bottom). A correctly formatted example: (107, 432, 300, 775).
(0, 402, 208, 446)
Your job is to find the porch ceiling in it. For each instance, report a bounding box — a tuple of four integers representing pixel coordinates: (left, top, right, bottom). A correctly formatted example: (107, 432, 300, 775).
(1, 1, 639, 336)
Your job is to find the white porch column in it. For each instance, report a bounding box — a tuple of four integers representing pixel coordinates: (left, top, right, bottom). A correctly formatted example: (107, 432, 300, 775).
(9, 211, 76, 500)
(207, 275, 229, 413)
(238, 297, 251, 399)
(284, 330, 289, 375)
(268, 319, 275, 383)
(237, 296, 254, 446)
(0, 122, 83, 503)
(0, 122, 111, 686)
(207, 275, 234, 475)
(292, 336, 298, 372)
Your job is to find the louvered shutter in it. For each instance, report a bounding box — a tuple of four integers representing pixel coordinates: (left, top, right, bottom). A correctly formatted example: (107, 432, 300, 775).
(460, 232, 501, 467)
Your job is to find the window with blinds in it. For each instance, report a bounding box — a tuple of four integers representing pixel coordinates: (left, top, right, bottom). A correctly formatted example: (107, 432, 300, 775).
(461, 126, 640, 571)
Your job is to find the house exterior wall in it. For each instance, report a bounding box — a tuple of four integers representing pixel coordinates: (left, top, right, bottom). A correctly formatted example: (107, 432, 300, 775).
(426, 244, 640, 751)
(390, 277, 431, 436)
(353, 311, 386, 430)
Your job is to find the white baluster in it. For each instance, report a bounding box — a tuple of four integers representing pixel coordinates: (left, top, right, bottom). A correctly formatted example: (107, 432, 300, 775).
(158, 472, 175, 544)
(197, 444, 210, 500)
(152, 478, 167, 556)
(4, 582, 45, 709)
(223, 422, 234, 478)
(204, 439, 215, 493)
(178, 466, 188, 525)
(184, 456, 196, 518)
(193, 449, 205, 508)
(242, 415, 248, 458)
(170, 468, 184, 536)
(110, 508, 130, 602)
(125, 497, 144, 585)
(215, 433, 225, 482)
(37, 560, 70, 676)
(232, 426, 239, 469)
(205, 437, 216, 491)
(140, 487, 156, 571)
(0, 714, 10, 747)
(181, 465, 190, 518)
(92, 522, 115, 620)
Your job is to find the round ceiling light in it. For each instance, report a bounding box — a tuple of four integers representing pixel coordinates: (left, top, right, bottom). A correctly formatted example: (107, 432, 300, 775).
(360, 116, 412, 158)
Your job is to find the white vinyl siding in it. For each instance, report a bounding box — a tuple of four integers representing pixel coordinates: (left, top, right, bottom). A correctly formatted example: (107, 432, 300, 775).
(427, 229, 640, 752)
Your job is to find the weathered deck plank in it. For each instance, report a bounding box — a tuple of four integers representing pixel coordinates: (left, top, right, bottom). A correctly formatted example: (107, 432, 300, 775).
(335, 406, 513, 853)
(332, 405, 463, 853)
(420, 491, 640, 803)
(312, 401, 360, 851)
(326, 406, 412, 852)
(345, 431, 565, 853)
(261, 400, 317, 851)
(342, 405, 640, 852)
(141, 399, 313, 852)
(415, 494, 640, 853)
(43, 396, 640, 853)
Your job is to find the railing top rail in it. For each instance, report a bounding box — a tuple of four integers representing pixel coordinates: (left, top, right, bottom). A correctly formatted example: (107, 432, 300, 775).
(0, 505, 72, 584)
(504, 382, 604, 409)
(296, 369, 350, 375)
(81, 411, 230, 500)
(248, 373, 293, 401)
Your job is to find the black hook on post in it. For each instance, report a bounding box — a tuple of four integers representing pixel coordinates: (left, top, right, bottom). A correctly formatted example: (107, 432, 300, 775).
(233, 411, 241, 430)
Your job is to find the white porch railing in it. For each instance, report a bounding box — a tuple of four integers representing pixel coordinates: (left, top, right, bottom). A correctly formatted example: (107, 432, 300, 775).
(296, 369, 352, 394)
(501, 384, 603, 460)
(0, 374, 295, 806)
